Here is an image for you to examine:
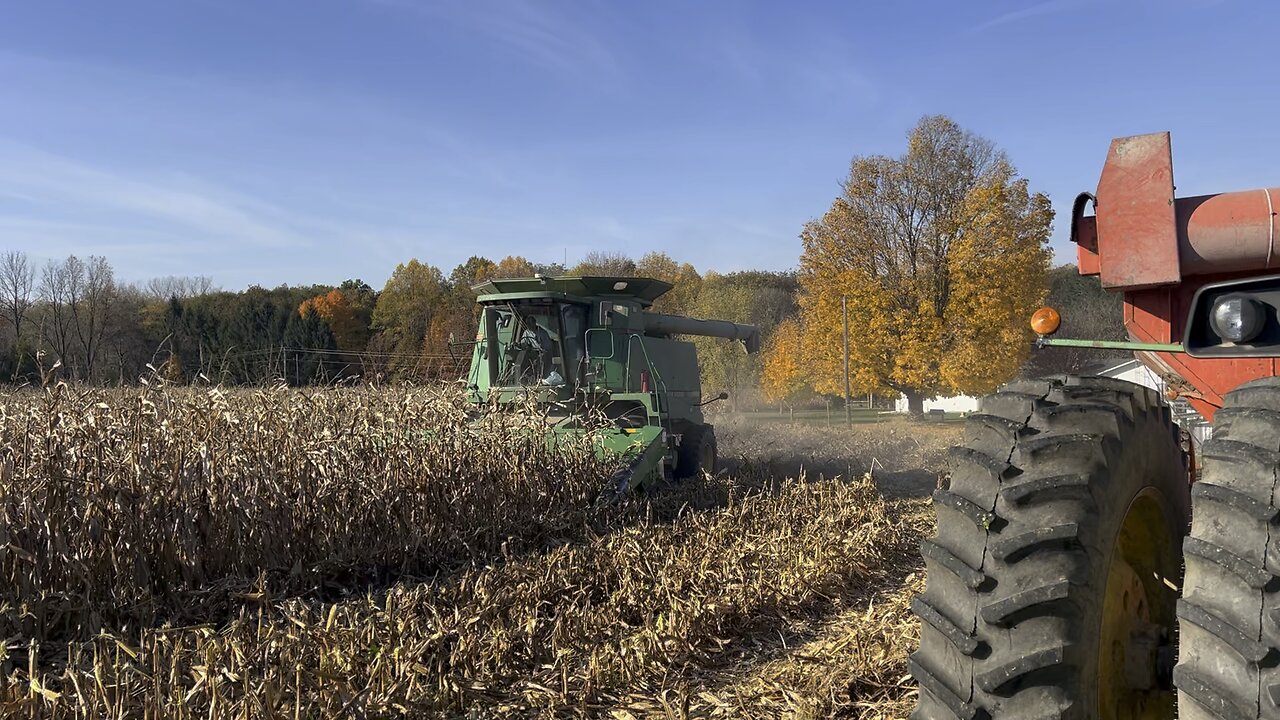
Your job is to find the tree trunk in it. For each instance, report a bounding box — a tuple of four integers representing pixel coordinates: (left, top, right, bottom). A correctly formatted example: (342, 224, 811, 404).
(905, 390, 925, 417)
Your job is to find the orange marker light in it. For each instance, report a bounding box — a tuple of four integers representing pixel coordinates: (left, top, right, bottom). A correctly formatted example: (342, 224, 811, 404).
(1030, 307, 1062, 336)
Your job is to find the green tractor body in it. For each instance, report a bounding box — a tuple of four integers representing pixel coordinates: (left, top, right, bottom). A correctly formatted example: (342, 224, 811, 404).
(464, 276, 760, 492)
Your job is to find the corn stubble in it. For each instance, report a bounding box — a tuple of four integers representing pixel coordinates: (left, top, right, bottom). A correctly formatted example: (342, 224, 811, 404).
(0, 385, 931, 718)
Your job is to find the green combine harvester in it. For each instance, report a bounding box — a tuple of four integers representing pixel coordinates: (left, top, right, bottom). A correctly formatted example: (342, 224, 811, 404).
(464, 275, 761, 493)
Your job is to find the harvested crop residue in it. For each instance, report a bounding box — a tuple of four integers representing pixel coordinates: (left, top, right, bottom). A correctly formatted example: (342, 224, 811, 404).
(0, 388, 957, 718)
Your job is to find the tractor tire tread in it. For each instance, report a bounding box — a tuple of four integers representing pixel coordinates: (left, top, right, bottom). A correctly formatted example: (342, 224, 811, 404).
(1177, 599, 1274, 664)
(979, 581, 1071, 627)
(1192, 481, 1280, 522)
(974, 645, 1065, 695)
(988, 523, 1080, 563)
(909, 656, 982, 720)
(919, 538, 990, 591)
(999, 473, 1092, 506)
(911, 375, 1188, 719)
(1183, 536, 1273, 589)
(675, 424, 716, 480)
(933, 489, 998, 530)
(1175, 665, 1255, 720)
(913, 597, 983, 656)
(1178, 374, 1280, 720)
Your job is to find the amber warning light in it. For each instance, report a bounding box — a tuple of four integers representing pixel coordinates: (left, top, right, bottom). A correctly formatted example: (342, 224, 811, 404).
(1030, 307, 1062, 336)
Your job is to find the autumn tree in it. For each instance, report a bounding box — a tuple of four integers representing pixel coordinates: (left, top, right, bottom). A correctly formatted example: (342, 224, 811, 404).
(453, 256, 498, 286)
(339, 279, 376, 328)
(636, 251, 702, 315)
(761, 318, 813, 408)
(283, 307, 337, 385)
(571, 251, 636, 276)
(68, 255, 117, 382)
(798, 115, 1052, 415)
(493, 255, 536, 278)
(370, 259, 447, 375)
(38, 259, 75, 372)
(299, 289, 368, 351)
(422, 257, 499, 356)
(690, 270, 799, 408)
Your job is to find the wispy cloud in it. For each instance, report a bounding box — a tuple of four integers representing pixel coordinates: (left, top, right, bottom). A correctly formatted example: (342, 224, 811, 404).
(0, 141, 448, 285)
(711, 22, 879, 108)
(0, 142, 311, 249)
(969, 0, 1090, 33)
(371, 0, 621, 80)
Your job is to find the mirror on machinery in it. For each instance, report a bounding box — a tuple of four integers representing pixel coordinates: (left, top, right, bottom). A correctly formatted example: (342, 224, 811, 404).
(698, 392, 729, 407)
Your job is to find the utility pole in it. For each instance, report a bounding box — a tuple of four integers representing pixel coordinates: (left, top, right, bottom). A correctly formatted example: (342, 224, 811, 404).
(842, 295, 851, 427)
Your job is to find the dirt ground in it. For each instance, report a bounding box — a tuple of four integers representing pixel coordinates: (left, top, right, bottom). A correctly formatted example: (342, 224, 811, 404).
(715, 414, 962, 499)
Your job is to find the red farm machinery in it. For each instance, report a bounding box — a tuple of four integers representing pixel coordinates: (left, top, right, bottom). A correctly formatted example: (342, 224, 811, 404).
(910, 132, 1280, 719)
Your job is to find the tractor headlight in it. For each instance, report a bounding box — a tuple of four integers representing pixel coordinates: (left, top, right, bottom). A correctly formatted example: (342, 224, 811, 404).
(1210, 294, 1266, 343)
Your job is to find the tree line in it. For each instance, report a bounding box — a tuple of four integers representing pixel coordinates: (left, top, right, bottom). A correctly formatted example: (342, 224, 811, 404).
(0, 248, 801, 393)
(1, 116, 1124, 402)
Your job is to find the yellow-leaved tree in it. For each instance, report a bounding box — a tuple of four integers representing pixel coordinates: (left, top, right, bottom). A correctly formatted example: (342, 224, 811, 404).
(798, 116, 1053, 414)
(761, 318, 812, 408)
(636, 251, 702, 316)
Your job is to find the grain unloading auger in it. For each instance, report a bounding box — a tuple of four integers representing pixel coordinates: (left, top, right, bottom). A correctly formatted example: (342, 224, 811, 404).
(464, 275, 759, 494)
(910, 132, 1280, 720)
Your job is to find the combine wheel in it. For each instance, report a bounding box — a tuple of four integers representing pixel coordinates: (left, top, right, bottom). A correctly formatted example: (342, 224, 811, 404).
(1177, 377, 1280, 719)
(910, 376, 1189, 719)
(676, 424, 717, 479)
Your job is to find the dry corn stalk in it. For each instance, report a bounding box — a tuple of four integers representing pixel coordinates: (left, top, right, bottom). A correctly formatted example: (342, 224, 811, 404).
(0, 384, 945, 718)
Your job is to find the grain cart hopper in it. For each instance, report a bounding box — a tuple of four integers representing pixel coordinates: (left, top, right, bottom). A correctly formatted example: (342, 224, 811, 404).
(464, 275, 760, 492)
(911, 132, 1280, 720)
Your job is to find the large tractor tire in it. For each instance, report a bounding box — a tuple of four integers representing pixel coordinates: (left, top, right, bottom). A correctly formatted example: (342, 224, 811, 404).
(1177, 377, 1280, 719)
(910, 376, 1190, 719)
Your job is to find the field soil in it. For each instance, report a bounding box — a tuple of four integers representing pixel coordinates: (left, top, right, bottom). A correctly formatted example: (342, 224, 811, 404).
(0, 387, 960, 719)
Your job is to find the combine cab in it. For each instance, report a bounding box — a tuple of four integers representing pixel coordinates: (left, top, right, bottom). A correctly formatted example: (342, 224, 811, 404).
(464, 275, 759, 493)
(911, 132, 1280, 719)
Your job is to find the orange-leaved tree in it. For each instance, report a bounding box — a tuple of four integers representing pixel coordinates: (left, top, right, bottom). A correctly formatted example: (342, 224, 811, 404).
(299, 288, 369, 351)
(798, 115, 1052, 415)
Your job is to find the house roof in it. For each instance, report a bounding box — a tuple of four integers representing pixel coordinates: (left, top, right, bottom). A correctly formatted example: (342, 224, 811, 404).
(1097, 358, 1144, 377)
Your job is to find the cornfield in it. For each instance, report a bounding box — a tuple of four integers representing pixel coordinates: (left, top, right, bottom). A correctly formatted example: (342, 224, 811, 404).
(0, 384, 953, 718)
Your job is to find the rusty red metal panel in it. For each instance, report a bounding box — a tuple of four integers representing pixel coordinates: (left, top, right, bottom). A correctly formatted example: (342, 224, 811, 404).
(1096, 133, 1181, 289)
(1074, 215, 1100, 276)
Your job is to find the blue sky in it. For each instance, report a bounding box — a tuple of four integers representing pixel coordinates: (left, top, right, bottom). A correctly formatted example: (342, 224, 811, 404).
(0, 0, 1271, 290)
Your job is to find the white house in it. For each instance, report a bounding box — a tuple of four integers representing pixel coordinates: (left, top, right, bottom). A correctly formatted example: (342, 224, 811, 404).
(893, 394, 979, 414)
(1097, 358, 1163, 392)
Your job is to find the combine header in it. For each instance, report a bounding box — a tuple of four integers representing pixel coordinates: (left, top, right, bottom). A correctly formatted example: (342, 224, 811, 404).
(911, 132, 1280, 719)
(464, 275, 759, 493)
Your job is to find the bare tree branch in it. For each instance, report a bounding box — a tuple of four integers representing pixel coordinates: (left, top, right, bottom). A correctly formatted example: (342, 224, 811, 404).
(0, 251, 34, 340)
